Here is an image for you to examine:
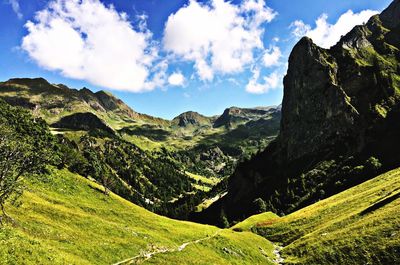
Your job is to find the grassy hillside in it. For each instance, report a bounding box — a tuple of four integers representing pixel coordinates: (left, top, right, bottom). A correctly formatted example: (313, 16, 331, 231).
(234, 168, 400, 265)
(1, 168, 276, 264)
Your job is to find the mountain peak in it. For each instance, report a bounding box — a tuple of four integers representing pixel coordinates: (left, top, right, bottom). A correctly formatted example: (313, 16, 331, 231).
(172, 111, 210, 127)
(380, 0, 400, 29)
(80, 87, 93, 94)
(5, 77, 50, 88)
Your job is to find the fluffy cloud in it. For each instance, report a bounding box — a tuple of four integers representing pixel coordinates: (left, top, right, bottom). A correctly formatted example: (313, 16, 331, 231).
(22, 0, 161, 92)
(291, 9, 378, 49)
(163, 0, 277, 81)
(263, 46, 281, 67)
(8, 0, 23, 19)
(246, 69, 280, 94)
(168, 72, 185, 86)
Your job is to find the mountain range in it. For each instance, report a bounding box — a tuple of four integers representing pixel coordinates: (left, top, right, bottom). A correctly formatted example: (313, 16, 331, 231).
(0, 1, 399, 264)
(0, 76, 281, 219)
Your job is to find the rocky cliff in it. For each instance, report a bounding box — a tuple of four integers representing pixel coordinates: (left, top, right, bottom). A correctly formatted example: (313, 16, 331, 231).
(195, 0, 400, 225)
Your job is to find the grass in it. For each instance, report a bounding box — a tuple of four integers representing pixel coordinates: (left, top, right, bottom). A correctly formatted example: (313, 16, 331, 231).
(231, 212, 279, 232)
(195, 192, 228, 213)
(186, 172, 220, 186)
(251, 167, 400, 265)
(1, 168, 275, 264)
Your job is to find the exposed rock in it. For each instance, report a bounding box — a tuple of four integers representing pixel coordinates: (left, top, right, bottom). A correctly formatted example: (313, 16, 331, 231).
(380, 0, 400, 29)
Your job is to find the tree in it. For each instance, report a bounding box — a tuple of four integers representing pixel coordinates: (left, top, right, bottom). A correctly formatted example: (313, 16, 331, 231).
(0, 127, 37, 222)
(218, 209, 230, 228)
(100, 165, 114, 195)
(365, 156, 382, 174)
(253, 198, 267, 214)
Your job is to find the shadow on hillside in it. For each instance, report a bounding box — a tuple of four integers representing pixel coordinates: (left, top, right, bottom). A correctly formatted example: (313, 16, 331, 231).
(360, 191, 400, 215)
(119, 125, 171, 141)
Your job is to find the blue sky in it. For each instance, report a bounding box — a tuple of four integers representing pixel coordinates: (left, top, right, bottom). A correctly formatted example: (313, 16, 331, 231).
(0, 0, 392, 119)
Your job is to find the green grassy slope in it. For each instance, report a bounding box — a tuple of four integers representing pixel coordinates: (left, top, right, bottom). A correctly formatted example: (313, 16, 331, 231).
(1, 168, 275, 265)
(235, 168, 400, 265)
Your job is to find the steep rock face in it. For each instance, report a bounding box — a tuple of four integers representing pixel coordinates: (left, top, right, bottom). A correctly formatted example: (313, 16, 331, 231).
(279, 37, 359, 161)
(278, 2, 400, 166)
(195, 1, 400, 225)
(380, 0, 400, 29)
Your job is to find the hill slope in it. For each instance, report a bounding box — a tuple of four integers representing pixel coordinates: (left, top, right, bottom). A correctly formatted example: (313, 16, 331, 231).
(234, 167, 400, 265)
(1, 168, 276, 265)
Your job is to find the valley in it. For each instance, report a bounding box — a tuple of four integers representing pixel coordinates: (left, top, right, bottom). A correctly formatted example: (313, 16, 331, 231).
(0, 78, 281, 219)
(0, 0, 399, 264)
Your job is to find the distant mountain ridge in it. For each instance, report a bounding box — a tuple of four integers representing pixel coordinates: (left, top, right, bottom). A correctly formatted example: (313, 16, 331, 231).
(0, 77, 279, 129)
(213, 106, 281, 128)
(0, 76, 281, 183)
(0, 78, 139, 120)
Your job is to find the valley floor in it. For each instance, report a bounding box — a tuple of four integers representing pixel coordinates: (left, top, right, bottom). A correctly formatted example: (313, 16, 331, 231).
(1, 166, 399, 264)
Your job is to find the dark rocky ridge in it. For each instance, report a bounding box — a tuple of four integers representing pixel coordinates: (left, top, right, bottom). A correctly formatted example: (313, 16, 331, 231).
(194, 0, 400, 225)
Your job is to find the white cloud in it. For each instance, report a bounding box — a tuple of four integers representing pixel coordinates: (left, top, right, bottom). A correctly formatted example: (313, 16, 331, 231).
(168, 72, 185, 86)
(8, 0, 23, 19)
(263, 46, 281, 67)
(21, 0, 162, 92)
(290, 20, 310, 38)
(246, 69, 280, 94)
(163, 0, 277, 81)
(290, 9, 378, 49)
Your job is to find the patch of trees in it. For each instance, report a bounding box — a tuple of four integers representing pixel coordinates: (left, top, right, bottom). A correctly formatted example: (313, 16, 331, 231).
(0, 100, 60, 222)
(246, 155, 384, 217)
(0, 99, 228, 221)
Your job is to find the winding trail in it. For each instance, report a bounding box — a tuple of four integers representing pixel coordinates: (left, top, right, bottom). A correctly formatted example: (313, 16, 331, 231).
(112, 230, 222, 265)
(272, 244, 284, 264)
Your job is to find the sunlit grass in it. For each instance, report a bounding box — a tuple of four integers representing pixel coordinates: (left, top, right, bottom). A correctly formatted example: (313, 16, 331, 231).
(252, 168, 400, 265)
(1, 168, 274, 264)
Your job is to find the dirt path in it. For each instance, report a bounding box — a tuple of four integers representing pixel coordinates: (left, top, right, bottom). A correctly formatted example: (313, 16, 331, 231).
(112, 230, 222, 265)
(272, 244, 284, 264)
